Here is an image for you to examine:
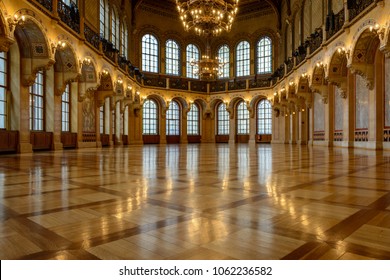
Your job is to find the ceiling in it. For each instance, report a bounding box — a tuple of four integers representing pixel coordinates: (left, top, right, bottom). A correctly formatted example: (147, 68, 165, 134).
(132, 0, 284, 23)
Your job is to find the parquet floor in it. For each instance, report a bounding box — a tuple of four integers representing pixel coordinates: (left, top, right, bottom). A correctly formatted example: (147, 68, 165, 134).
(1, 144, 390, 260)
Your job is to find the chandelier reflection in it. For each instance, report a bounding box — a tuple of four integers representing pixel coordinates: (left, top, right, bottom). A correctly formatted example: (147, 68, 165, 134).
(176, 0, 239, 36)
(176, 0, 238, 80)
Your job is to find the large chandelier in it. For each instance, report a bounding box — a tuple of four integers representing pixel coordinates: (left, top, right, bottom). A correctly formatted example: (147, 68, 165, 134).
(176, 0, 238, 80)
(176, 0, 239, 36)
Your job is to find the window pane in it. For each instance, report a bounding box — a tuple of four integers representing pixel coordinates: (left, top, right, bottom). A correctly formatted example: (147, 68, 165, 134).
(186, 44, 199, 79)
(166, 40, 180, 76)
(217, 45, 230, 79)
(142, 34, 159, 73)
(236, 41, 250, 77)
(257, 99, 272, 134)
(217, 103, 229, 135)
(143, 99, 158, 134)
(257, 37, 272, 74)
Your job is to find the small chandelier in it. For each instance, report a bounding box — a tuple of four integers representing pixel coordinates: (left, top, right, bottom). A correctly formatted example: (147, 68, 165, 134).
(176, 0, 239, 36)
(191, 53, 227, 81)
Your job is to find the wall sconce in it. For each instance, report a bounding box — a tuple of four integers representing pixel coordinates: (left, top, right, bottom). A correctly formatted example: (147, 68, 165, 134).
(301, 73, 308, 78)
(57, 41, 66, 49)
(370, 24, 385, 39)
(8, 14, 26, 31)
(316, 62, 324, 68)
(117, 78, 123, 85)
(136, 91, 140, 95)
(274, 92, 277, 96)
(337, 47, 350, 58)
(83, 57, 91, 66)
(188, 99, 193, 105)
(302, 108, 305, 112)
(101, 69, 109, 76)
(127, 85, 132, 91)
(289, 81, 295, 86)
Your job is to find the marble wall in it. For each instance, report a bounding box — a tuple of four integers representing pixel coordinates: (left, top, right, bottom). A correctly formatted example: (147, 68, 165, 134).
(386, 58, 390, 127)
(334, 87, 344, 131)
(355, 75, 369, 129)
(314, 92, 325, 132)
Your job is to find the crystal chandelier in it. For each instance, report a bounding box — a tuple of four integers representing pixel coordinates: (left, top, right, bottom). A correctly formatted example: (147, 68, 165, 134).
(191, 44, 227, 80)
(176, 0, 239, 36)
(176, 0, 238, 80)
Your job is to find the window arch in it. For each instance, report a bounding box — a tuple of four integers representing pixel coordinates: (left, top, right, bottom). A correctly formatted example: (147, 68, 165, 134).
(187, 103, 200, 135)
(217, 44, 230, 78)
(257, 36, 272, 74)
(143, 99, 158, 135)
(237, 101, 249, 135)
(236, 41, 250, 77)
(257, 99, 272, 134)
(61, 83, 71, 132)
(166, 39, 180, 76)
(120, 20, 128, 57)
(166, 100, 180, 136)
(30, 71, 45, 131)
(217, 102, 229, 135)
(99, 0, 109, 39)
(0, 52, 8, 129)
(142, 34, 159, 73)
(186, 44, 199, 79)
(111, 7, 120, 49)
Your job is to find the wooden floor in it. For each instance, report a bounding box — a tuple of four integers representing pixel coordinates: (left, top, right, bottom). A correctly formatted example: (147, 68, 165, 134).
(1, 143, 390, 260)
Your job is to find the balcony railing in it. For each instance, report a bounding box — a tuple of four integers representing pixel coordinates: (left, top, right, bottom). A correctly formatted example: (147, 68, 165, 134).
(35, 0, 53, 12)
(307, 28, 323, 54)
(84, 24, 100, 50)
(348, 0, 375, 22)
(58, 0, 80, 33)
(326, 9, 345, 40)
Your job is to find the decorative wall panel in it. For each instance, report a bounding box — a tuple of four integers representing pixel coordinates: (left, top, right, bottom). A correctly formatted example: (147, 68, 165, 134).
(355, 74, 369, 129)
(82, 91, 96, 132)
(314, 92, 325, 132)
(385, 58, 390, 127)
(335, 87, 344, 131)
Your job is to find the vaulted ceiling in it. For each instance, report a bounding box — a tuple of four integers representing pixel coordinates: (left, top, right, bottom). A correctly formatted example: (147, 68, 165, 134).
(131, 0, 286, 29)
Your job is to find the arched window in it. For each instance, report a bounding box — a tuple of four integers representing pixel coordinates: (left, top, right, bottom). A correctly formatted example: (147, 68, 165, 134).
(0, 52, 8, 129)
(120, 20, 128, 57)
(61, 84, 71, 132)
(257, 36, 272, 74)
(236, 41, 250, 77)
(99, 0, 109, 39)
(166, 100, 180, 136)
(142, 34, 159, 73)
(257, 99, 272, 134)
(217, 103, 229, 135)
(143, 99, 158, 135)
(166, 40, 180, 76)
(111, 8, 120, 49)
(217, 44, 230, 78)
(187, 103, 200, 135)
(237, 101, 249, 135)
(186, 44, 199, 79)
(30, 71, 45, 131)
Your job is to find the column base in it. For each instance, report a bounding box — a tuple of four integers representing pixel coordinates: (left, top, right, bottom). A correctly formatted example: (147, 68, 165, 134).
(18, 142, 33, 153)
(53, 142, 63, 150)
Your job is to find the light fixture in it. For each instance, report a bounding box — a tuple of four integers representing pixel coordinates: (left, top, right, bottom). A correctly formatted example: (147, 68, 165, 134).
(83, 57, 91, 65)
(177, 0, 238, 80)
(369, 23, 385, 39)
(117, 78, 123, 84)
(316, 62, 324, 68)
(102, 69, 109, 76)
(176, 0, 239, 36)
(8, 13, 26, 31)
(57, 41, 66, 49)
(127, 85, 132, 91)
(191, 49, 227, 80)
(301, 73, 308, 78)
